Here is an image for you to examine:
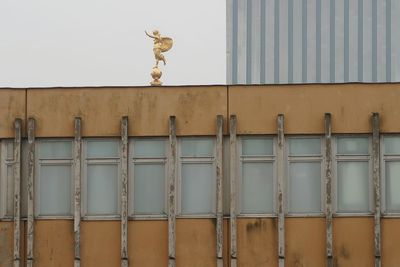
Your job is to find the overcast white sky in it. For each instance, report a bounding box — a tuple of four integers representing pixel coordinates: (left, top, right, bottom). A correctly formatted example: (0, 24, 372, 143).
(0, 0, 226, 87)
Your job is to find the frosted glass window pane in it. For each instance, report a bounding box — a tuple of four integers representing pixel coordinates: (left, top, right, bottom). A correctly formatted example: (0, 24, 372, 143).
(242, 162, 274, 213)
(384, 137, 400, 155)
(39, 165, 71, 215)
(242, 138, 273, 156)
(337, 162, 369, 212)
(134, 140, 165, 158)
(87, 140, 119, 158)
(6, 142, 13, 159)
(337, 137, 369, 154)
(386, 162, 400, 211)
(289, 138, 321, 155)
(289, 162, 321, 213)
(133, 164, 165, 214)
(87, 165, 118, 215)
(181, 139, 213, 157)
(39, 141, 72, 159)
(181, 163, 214, 214)
(6, 165, 14, 216)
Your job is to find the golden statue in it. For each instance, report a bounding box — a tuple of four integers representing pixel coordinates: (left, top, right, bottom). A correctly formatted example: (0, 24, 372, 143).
(145, 30, 173, 86)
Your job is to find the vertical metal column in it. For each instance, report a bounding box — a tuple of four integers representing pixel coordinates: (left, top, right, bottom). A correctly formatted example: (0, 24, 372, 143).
(324, 113, 333, 267)
(120, 117, 129, 267)
(168, 116, 177, 267)
(372, 113, 381, 267)
(277, 114, 285, 267)
(13, 119, 22, 267)
(73, 118, 82, 267)
(27, 118, 36, 267)
(216, 115, 224, 267)
(229, 115, 237, 267)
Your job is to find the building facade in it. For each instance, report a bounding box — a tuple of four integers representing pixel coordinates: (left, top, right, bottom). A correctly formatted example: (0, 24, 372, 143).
(1, 84, 400, 266)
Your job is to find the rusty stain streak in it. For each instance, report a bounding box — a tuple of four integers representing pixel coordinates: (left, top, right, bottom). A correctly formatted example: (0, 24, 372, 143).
(27, 118, 35, 267)
(325, 113, 333, 267)
(74, 118, 82, 267)
(372, 113, 381, 267)
(229, 115, 237, 267)
(120, 116, 129, 267)
(216, 115, 224, 267)
(13, 119, 22, 267)
(168, 116, 176, 267)
(277, 114, 285, 267)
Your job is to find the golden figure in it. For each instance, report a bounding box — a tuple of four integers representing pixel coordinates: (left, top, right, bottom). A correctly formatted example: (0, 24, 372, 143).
(145, 30, 173, 86)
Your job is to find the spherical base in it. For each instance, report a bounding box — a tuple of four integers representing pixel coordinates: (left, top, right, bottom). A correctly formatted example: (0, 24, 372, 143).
(150, 66, 163, 86)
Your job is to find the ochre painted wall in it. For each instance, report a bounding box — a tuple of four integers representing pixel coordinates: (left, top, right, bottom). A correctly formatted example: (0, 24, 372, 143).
(35, 220, 74, 267)
(229, 84, 400, 134)
(382, 219, 400, 267)
(0, 89, 26, 138)
(237, 218, 278, 267)
(128, 220, 168, 267)
(26, 86, 228, 137)
(0, 222, 13, 267)
(176, 219, 216, 267)
(333, 217, 374, 267)
(286, 218, 326, 267)
(81, 221, 120, 267)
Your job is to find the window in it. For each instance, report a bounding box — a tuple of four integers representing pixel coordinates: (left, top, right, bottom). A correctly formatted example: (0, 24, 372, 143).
(83, 139, 120, 217)
(179, 138, 216, 215)
(0, 140, 14, 218)
(36, 140, 73, 216)
(287, 137, 323, 214)
(382, 136, 400, 214)
(239, 136, 275, 215)
(335, 137, 371, 213)
(129, 139, 167, 216)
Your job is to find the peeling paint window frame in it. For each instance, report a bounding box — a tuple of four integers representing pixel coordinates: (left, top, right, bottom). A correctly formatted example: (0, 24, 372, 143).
(177, 137, 217, 218)
(128, 137, 168, 219)
(0, 139, 14, 219)
(286, 135, 325, 216)
(381, 134, 400, 216)
(82, 138, 121, 220)
(34, 139, 74, 219)
(333, 135, 374, 216)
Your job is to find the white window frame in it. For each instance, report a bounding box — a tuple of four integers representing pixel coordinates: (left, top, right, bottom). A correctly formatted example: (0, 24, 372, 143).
(286, 135, 325, 217)
(381, 134, 400, 216)
(177, 137, 217, 218)
(128, 138, 168, 220)
(0, 139, 14, 219)
(333, 135, 374, 216)
(34, 139, 74, 219)
(82, 138, 121, 220)
(237, 135, 277, 218)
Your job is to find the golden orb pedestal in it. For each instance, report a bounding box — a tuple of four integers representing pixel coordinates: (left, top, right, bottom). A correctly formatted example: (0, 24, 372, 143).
(150, 66, 163, 86)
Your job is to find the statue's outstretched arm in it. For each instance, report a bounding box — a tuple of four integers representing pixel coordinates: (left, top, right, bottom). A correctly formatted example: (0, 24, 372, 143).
(145, 31, 154, 38)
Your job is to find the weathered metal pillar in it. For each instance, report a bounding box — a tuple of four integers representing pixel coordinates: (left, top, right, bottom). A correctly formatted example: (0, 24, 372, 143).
(13, 118, 22, 267)
(120, 117, 129, 267)
(324, 113, 333, 267)
(229, 115, 237, 267)
(74, 118, 82, 267)
(277, 114, 285, 267)
(216, 115, 224, 267)
(168, 116, 177, 267)
(372, 113, 381, 267)
(27, 118, 36, 267)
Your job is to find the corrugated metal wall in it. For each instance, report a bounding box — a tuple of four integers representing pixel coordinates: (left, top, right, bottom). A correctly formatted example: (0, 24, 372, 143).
(227, 0, 400, 84)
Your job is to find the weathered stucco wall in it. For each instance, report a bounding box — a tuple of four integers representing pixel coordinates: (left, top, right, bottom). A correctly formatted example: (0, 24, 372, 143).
(333, 217, 375, 267)
(35, 220, 74, 267)
(26, 86, 227, 137)
(229, 84, 400, 134)
(81, 221, 120, 267)
(0, 222, 13, 267)
(0, 89, 26, 138)
(382, 219, 400, 266)
(237, 218, 278, 267)
(286, 218, 326, 267)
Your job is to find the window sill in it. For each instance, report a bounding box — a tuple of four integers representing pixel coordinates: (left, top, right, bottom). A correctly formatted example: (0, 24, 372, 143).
(82, 215, 121, 221)
(333, 213, 374, 217)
